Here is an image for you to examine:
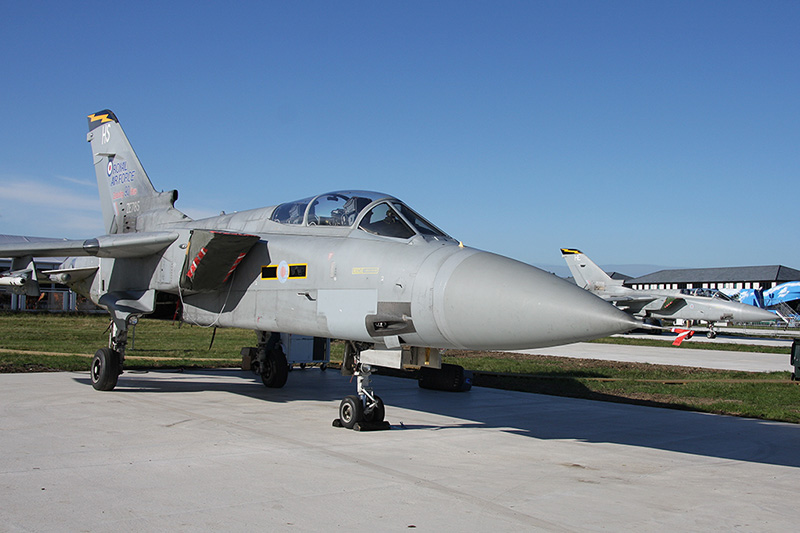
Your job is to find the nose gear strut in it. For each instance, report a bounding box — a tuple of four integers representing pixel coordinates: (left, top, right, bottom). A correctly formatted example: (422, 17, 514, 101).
(333, 342, 390, 431)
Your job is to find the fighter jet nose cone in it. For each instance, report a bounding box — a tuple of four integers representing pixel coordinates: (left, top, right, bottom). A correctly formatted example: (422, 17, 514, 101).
(748, 307, 780, 323)
(436, 252, 635, 350)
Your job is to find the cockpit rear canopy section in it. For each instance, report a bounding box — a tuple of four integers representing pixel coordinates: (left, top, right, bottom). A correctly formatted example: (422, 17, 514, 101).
(680, 287, 733, 301)
(271, 190, 454, 242)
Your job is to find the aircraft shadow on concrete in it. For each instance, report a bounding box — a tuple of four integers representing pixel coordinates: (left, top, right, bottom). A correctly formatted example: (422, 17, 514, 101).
(74, 368, 800, 469)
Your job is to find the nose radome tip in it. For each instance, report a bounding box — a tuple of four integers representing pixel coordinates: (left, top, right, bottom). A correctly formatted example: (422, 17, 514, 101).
(751, 307, 779, 322)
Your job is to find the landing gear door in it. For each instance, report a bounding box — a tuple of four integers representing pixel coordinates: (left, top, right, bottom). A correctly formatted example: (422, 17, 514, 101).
(359, 346, 441, 370)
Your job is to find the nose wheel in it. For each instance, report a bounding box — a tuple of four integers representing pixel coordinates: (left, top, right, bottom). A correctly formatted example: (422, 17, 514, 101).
(333, 362, 390, 431)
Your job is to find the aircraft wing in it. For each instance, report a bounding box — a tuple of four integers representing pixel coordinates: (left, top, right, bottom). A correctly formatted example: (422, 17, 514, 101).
(601, 294, 657, 304)
(0, 232, 180, 259)
(659, 296, 688, 314)
(596, 292, 688, 316)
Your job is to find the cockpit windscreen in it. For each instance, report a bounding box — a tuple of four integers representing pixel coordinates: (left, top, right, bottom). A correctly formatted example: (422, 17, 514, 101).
(271, 190, 454, 242)
(272, 191, 383, 226)
(357, 203, 415, 239)
(679, 288, 733, 301)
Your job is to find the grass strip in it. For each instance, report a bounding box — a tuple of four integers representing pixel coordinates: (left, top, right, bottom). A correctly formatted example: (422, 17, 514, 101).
(590, 335, 790, 353)
(2, 313, 798, 423)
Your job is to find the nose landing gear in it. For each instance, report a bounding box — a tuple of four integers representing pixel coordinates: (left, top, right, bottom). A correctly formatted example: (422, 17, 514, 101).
(333, 343, 390, 431)
(333, 364, 390, 431)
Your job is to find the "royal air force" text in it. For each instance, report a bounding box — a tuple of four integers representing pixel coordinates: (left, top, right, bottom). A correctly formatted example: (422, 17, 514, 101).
(107, 159, 137, 187)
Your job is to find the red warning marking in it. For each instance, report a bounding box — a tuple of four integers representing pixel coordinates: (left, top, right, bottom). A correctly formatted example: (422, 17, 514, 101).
(223, 252, 248, 283)
(186, 247, 208, 279)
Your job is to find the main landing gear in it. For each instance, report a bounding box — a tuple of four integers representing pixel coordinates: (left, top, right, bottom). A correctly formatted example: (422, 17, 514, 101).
(91, 315, 137, 391)
(333, 342, 390, 431)
(252, 332, 289, 388)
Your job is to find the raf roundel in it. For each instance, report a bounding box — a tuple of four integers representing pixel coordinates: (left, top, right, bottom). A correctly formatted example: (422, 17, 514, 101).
(107, 160, 113, 177)
(277, 260, 290, 284)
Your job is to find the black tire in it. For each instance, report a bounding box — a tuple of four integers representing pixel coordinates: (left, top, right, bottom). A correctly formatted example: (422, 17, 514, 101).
(363, 395, 385, 424)
(91, 348, 119, 391)
(339, 395, 363, 429)
(261, 348, 289, 388)
(419, 363, 473, 392)
(707, 331, 717, 339)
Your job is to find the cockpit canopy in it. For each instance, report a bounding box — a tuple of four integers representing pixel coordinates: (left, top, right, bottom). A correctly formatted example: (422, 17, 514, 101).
(271, 190, 454, 242)
(679, 288, 733, 301)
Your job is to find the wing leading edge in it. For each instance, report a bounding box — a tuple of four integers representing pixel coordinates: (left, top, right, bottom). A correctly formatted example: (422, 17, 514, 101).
(0, 232, 179, 259)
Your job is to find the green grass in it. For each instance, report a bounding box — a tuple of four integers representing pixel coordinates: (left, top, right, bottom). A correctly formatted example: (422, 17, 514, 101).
(2, 313, 799, 423)
(0, 313, 251, 371)
(589, 335, 790, 353)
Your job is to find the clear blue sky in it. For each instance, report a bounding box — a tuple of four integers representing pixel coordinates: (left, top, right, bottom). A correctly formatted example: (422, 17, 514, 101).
(1, 1, 798, 276)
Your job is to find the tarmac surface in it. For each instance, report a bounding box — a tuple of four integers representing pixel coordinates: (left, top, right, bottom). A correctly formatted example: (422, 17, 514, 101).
(2, 362, 800, 531)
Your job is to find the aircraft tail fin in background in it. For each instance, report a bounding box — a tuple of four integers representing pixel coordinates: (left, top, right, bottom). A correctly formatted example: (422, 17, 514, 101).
(87, 110, 189, 234)
(560, 248, 620, 290)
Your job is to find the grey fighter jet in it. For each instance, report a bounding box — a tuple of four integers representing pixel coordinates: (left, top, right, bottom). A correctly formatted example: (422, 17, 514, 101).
(0, 110, 636, 429)
(561, 248, 776, 338)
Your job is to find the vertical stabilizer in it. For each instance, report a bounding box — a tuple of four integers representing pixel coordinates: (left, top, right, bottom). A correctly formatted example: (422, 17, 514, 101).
(87, 110, 186, 234)
(560, 248, 619, 291)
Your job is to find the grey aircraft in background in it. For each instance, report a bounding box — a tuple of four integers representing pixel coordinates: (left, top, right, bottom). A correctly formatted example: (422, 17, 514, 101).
(561, 248, 776, 338)
(0, 110, 636, 429)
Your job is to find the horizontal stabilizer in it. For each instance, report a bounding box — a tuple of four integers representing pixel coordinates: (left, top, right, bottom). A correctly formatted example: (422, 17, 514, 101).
(180, 230, 261, 292)
(0, 232, 178, 259)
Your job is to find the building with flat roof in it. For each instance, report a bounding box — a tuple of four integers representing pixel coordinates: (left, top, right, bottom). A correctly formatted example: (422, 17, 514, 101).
(627, 265, 800, 291)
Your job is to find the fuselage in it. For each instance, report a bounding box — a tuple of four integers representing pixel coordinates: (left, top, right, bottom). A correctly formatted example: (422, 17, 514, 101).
(64, 193, 636, 351)
(598, 285, 776, 324)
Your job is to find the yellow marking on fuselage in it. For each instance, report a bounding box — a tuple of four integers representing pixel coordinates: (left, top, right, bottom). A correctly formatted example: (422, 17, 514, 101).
(352, 267, 380, 275)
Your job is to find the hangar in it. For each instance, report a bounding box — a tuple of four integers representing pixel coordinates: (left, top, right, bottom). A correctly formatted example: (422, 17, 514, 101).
(626, 265, 800, 291)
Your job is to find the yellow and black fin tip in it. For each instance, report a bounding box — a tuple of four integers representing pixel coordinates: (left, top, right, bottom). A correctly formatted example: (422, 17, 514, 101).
(87, 110, 119, 131)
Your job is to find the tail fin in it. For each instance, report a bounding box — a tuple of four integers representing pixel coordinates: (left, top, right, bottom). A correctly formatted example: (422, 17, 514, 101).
(87, 110, 186, 234)
(560, 248, 619, 290)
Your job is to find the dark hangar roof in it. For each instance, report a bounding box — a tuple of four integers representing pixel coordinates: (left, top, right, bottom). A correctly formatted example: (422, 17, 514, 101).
(629, 265, 800, 285)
